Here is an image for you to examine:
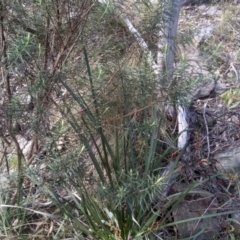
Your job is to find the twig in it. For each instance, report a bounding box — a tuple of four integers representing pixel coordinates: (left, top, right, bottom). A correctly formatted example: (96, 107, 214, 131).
(0, 129, 11, 146)
(25, 191, 81, 208)
(211, 143, 230, 154)
(203, 100, 210, 159)
(230, 62, 239, 83)
(0, 146, 7, 167)
(192, 196, 217, 237)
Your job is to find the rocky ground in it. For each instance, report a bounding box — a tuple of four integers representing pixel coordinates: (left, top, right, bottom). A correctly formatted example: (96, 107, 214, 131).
(166, 1, 240, 238)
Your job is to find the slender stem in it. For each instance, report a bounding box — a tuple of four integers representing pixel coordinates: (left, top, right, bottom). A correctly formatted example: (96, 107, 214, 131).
(0, 2, 25, 205)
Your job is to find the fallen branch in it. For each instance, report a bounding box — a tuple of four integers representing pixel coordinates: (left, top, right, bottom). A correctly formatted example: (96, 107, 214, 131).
(178, 105, 189, 150)
(122, 17, 160, 75)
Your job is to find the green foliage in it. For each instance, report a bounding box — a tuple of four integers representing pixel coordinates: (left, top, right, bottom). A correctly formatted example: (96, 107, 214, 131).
(44, 45, 177, 239)
(221, 86, 240, 109)
(0, 0, 186, 237)
(2, 0, 238, 239)
(7, 33, 37, 69)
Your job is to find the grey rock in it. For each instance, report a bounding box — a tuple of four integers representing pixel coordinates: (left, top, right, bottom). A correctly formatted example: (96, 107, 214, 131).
(174, 184, 222, 239)
(215, 143, 240, 172)
(193, 24, 218, 46)
(179, 46, 214, 101)
(188, 78, 215, 100)
(17, 136, 33, 159)
(198, 4, 207, 10)
(205, 6, 222, 16)
(232, 212, 240, 235)
(0, 175, 10, 189)
(214, 80, 227, 94)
